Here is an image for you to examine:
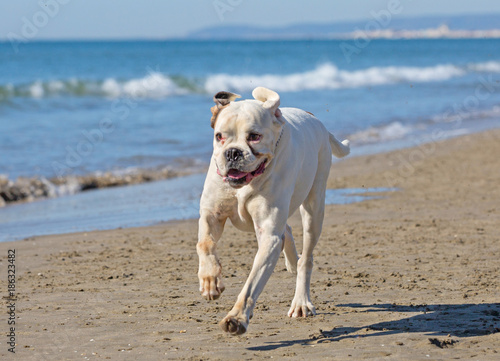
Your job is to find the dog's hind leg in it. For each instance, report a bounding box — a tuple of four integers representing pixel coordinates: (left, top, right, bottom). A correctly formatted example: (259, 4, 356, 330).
(287, 201, 322, 318)
(283, 224, 298, 274)
(288, 158, 329, 318)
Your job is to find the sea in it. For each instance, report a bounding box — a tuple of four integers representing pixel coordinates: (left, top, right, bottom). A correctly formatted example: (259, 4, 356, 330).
(1, 39, 500, 240)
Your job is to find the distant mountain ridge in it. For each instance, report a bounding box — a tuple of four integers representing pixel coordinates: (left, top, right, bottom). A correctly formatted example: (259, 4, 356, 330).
(186, 13, 500, 39)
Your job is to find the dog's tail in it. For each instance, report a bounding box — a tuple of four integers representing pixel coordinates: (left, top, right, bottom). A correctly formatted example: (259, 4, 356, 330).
(329, 133, 350, 158)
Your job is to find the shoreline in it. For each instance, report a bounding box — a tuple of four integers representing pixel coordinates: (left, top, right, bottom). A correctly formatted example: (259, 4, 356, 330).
(0, 165, 198, 207)
(1, 125, 499, 243)
(0, 129, 498, 359)
(2, 118, 499, 209)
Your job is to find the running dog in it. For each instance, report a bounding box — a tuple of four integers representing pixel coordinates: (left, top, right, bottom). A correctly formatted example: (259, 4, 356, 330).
(196, 87, 350, 335)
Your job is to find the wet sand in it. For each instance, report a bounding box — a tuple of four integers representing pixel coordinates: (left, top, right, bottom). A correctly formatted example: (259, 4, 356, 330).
(0, 129, 499, 360)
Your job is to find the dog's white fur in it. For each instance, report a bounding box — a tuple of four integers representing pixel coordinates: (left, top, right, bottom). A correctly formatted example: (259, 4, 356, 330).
(197, 87, 350, 335)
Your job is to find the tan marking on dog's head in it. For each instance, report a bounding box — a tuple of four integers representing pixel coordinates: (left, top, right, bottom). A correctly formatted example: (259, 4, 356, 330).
(210, 91, 241, 128)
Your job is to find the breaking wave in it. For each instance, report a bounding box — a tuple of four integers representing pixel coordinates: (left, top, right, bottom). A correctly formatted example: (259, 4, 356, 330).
(349, 121, 414, 144)
(205, 63, 466, 93)
(0, 72, 192, 100)
(0, 166, 186, 206)
(349, 103, 500, 145)
(1, 61, 499, 101)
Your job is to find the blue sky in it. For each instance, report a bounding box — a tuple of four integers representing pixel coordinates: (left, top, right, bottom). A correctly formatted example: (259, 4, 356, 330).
(2, 0, 500, 40)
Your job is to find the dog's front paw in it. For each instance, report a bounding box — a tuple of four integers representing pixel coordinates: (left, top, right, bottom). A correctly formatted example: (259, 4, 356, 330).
(287, 298, 316, 318)
(219, 315, 248, 335)
(198, 269, 225, 300)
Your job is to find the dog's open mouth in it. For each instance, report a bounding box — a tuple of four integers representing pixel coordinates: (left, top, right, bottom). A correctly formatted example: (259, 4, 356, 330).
(222, 160, 267, 185)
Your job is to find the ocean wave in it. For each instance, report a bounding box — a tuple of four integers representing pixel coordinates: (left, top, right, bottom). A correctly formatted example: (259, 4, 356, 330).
(207, 60, 500, 93)
(0, 72, 191, 101)
(467, 61, 500, 73)
(1, 61, 500, 101)
(349, 103, 500, 145)
(431, 104, 500, 124)
(0, 166, 186, 206)
(349, 121, 414, 144)
(204, 63, 467, 93)
(101, 72, 190, 98)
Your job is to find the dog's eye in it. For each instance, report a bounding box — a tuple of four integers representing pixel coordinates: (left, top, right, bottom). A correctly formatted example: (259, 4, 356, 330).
(247, 133, 262, 142)
(215, 133, 223, 142)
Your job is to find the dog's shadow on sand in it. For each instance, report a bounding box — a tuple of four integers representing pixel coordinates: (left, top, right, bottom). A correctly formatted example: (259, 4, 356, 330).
(248, 303, 500, 351)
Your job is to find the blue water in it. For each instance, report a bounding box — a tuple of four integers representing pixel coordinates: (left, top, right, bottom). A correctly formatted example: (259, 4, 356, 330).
(1, 39, 500, 179)
(0, 171, 395, 242)
(1, 39, 500, 241)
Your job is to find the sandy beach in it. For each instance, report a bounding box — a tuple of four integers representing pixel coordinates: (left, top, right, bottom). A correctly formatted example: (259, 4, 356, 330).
(1, 129, 499, 360)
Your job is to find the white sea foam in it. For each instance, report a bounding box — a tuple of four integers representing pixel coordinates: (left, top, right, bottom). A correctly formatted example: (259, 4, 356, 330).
(0, 73, 188, 100)
(349, 121, 414, 144)
(204, 62, 466, 93)
(46, 80, 65, 93)
(29, 81, 45, 98)
(350, 103, 500, 145)
(2, 60, 500, 100)
(467, 61, 500, 73)
(101, 78, 121, 97)
(52, 177, 82, 197)
(103, 72, 188, 98)
(432, 104, 500, 124)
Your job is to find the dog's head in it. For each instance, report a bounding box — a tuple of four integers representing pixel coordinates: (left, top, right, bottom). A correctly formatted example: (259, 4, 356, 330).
(210, 87, 285, 188)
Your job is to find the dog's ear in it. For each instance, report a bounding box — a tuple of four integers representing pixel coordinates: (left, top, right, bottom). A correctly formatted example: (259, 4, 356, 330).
(214, 91, 240, 107)
(252, 87, 284, 125)
(210, 91, 241, 128)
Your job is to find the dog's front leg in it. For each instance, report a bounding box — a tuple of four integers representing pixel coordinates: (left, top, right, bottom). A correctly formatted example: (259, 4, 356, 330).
(197, 212, 226, 300)
(220, 229, 283, 335)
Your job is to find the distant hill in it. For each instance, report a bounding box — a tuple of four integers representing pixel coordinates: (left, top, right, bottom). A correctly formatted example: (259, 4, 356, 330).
(186, 13, 500, 39)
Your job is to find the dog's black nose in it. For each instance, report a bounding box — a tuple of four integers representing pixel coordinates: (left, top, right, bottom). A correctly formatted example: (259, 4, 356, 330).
(225, 148, 244, 162)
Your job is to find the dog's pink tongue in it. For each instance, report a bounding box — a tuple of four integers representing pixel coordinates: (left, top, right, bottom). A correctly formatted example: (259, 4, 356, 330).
(227, 169, 248, 180)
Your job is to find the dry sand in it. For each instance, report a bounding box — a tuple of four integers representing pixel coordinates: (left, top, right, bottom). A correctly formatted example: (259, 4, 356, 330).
(1, 129, 499, 360)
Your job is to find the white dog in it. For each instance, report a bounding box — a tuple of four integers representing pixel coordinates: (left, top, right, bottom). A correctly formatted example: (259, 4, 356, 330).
(196, 87, 350, 335)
